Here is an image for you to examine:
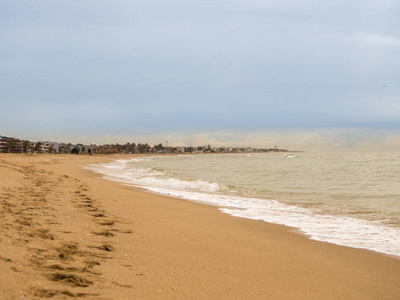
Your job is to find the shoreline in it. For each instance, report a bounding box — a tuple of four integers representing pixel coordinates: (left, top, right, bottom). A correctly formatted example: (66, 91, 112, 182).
(87, 153, 400, 258)
(1, 154, 400, 299)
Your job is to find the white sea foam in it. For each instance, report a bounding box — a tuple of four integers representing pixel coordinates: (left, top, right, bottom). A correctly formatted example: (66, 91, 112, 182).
(145, 186, 400, 256)
(85, 157, 400, 257)
(84, 160, 222, 193)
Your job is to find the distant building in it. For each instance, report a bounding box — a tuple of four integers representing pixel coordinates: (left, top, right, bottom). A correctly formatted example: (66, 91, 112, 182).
(175, 146, 185, 153)
(0, 134, 291, 155)
(0, 136, 22, 153)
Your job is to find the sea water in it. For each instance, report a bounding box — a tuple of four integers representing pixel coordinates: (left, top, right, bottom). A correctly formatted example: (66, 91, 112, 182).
(84, 151, 400, 257)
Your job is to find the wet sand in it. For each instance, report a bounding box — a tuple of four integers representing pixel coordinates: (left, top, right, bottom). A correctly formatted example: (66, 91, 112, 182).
(1, 154, 399, 299)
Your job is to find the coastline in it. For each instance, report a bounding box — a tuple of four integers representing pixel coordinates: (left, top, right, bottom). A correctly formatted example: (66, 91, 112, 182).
(1, 154, 399, 299)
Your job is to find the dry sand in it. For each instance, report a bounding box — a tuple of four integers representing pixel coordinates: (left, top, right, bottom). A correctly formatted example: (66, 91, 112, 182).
(0, 154, 399, 299)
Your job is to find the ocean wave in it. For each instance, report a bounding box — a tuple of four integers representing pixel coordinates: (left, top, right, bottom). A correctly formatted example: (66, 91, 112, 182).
(84, 160, 222, 193)
(85, 158, 400, 257)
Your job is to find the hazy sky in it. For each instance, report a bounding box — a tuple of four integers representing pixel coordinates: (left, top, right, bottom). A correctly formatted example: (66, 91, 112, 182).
(1, 0, 399, 150)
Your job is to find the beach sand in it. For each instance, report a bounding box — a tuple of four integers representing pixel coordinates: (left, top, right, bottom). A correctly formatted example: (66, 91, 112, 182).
(1, 154, 399, 299)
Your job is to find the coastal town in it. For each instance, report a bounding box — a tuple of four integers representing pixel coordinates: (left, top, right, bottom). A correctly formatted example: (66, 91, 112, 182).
(0, 135, 289, 154)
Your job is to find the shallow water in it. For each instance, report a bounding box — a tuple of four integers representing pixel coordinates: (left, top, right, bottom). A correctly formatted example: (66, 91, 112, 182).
(85, 151, 400, 256)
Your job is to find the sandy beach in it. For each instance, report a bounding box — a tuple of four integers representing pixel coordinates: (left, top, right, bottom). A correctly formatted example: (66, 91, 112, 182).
(1, 154, 399, 299)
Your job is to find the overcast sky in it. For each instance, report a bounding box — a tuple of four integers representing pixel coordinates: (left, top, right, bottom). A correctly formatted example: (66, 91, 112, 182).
(1, 0, 399, 150)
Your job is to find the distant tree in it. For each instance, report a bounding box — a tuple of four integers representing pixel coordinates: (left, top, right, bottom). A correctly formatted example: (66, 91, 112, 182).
(34, 142, 43, 153)
(129, 143, 136, 153)
(5, 140, 16, 153)
(187, 146, 194, 153)
(137, 143, 151, 153)
(124, 143, 131, 153)
(154, 143, 164, 152)
(22, 140, 31, 153)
